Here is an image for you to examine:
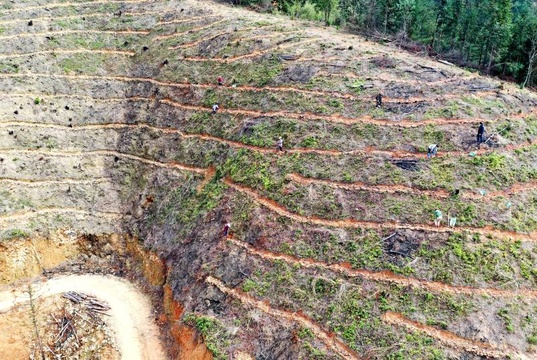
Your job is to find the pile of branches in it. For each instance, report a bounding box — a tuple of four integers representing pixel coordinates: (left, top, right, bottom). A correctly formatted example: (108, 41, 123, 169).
(32, 292, 112, 359)
(62, 291, 111, 320)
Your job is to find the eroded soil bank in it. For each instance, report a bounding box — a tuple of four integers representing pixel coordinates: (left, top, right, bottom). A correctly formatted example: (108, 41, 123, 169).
(0, 231, 212, 360)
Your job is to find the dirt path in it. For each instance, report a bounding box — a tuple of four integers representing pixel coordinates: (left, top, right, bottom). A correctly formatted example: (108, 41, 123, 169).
(161, 97, 533, 127)
(0, 274, 166, 360)
(157, 15, 220, 26)
(224, 178, 537, 242)
(382, 312, 529, 360)
(124, 10, 172, 17)
(0, 208, 123, 224)
(287, 173, 537, 200)
(316, 71, 482, 85)
(4, 114, 537, 160)
(169, 27, 256, 49)
(0, 148, 207, 174)
(228, 237, 537, 298)
(155, 19, 227, 40)
(287, 173, 452, 198)
(0, 0, 148, 14)
(206, 275, 361, 360)
(0, 73, 520, 112)
(0, 49, 135, 59)
(168, 25, 288, 49)
(0, 11, 131, 25)
(182, 38, 318, 63)
(0, 177, 111, 186)
(0, 29, 149, 40)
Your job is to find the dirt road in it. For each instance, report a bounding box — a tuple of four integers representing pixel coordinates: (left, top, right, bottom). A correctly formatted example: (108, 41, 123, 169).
(0, 274, 167, 360)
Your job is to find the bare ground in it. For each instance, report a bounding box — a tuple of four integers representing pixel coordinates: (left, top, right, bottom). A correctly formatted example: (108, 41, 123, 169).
(0, 274, 166, 360)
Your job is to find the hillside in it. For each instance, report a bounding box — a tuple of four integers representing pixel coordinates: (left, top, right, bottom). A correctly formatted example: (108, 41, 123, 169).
(1, 0, 537, 359)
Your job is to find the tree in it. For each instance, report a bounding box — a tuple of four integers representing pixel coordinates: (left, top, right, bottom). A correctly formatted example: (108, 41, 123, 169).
(314, 0, 536, 86)
(522, 16, 537, 87)
(408, 0, 437, 44)
(479, 0, 513, 73)
(396, 0, 416, 39)
(313, 0, 339, 24)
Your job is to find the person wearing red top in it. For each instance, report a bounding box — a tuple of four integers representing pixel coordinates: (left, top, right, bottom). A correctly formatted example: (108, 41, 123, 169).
(222, 222, 231, 237)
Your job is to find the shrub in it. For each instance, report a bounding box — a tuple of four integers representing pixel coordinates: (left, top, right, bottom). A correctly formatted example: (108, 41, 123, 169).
(299, 1, 322, 21)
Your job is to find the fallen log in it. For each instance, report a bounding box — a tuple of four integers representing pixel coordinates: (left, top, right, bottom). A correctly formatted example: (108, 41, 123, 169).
(417, 64, 436, 71)
(437, 59, 455, 66)
(278, 54, 300, 61)
(381, 233, 397, 242)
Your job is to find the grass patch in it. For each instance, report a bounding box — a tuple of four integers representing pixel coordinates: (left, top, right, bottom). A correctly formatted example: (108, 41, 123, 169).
(184, 314, 231, 360)
(1, 229, 30, 241)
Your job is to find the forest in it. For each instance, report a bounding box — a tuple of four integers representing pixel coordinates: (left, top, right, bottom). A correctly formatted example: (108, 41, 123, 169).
(240, 0, 537, 87)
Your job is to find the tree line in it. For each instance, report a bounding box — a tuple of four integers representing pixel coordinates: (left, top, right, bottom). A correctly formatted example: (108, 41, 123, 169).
(236, 0, 537, 87)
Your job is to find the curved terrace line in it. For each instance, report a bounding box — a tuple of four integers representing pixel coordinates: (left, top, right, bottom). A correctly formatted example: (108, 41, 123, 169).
(0, 208, 123, 223)
(382, 311, 529, 360)
(0, 74, 534, 120)
(3, 119, 536, 161)
(3, 118, 534, 201)
(156, 15, 220, 26)
(206, 275, 361, 360)
(0, 11, 152, 25)
(0, 0, 148, 14)
(228, 237, 537, 298)
(0, 149, 206, 174)
(168, 25, 277, 49)
(223, 178, 537, 242)
(0, 80, 505, 105)
(180, 38, 318, 63)
(0, 29, 149, 40)
(287, 173, 537, 200)
(0, 49, 136, 59)
(154, 19, 227, 40)
(0, 177, 111, 187)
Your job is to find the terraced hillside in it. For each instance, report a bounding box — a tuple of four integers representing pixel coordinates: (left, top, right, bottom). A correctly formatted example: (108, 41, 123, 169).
(1, 0, 537, 359)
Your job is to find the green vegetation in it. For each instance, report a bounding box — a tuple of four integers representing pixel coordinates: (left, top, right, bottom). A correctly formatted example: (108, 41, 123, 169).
(272, 224, 537, 289)
(184, 314, 231, 360)
(2, 1, 536, 358)
(286, 1, 324, 22)
(145, 174, 225, 239)
(60, 53, 106, 74)
(240, 258, 461, 357)
(254, 0, 537, 86)
(1, 229, 30, 241)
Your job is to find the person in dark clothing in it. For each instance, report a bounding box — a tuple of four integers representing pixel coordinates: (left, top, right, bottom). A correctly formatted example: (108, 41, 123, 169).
(222, 222, 231, 237)
(217, 76, 224, 86)
(375, 93, 382, 108)
(477, 122, 485, 145)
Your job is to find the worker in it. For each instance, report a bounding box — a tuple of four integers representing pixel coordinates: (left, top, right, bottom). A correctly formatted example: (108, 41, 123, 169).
(427, 144, 438, 159)
(222, 222, 231, 237)
(217, 76, 224, 86)
(375, 93, 382, 108)
(276, 137, 284, 152)
(447, 208, 457, 227)
(212, 103, 219, 115)
(434, 209, 442, 227)
(477, 122, 485, 145)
